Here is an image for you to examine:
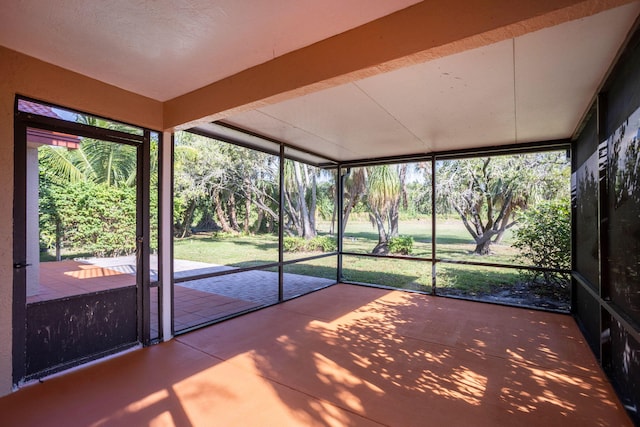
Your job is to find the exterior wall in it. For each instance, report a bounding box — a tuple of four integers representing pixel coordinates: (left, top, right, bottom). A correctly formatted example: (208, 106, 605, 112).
(0, 46, 162, 397)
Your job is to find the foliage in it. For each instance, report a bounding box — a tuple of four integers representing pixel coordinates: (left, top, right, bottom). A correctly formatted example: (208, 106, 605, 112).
(388, 236, 413, 255)
(174, 132, 285, 237)
(513, 198, 571, 287)
(436, 152, 569, 255)
(283, 236, 337, 252)
(40, 180, 137, 257)
(39, 138, 137, 187)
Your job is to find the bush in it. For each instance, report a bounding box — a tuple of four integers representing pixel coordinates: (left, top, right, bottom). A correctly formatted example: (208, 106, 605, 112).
(283, 236, 306, 252)
(40, 181, 137, 257)
(388, 236, 413, 255)
(513, 198, 570, 287)
(283, 236, 337, 252)
(310, 236, 338, 252)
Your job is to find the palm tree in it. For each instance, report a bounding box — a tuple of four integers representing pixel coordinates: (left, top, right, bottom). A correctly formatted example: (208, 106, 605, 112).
(367, 165, 400, 254)
(342, 167, 367, 235)
(38, 136, 137, 188)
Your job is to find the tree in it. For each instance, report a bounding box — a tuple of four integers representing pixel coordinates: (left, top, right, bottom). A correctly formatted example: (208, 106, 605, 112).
(38, 139, 137, 187)
(283, 160, 317, 238)
(173, 132, 283, 238)
(342, 167, 367, 235)
(367, 165, 401, 254)
(437, 152, 569, 255)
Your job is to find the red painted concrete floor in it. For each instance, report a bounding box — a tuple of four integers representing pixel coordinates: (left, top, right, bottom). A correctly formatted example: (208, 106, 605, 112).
(1, 284, 631, 426)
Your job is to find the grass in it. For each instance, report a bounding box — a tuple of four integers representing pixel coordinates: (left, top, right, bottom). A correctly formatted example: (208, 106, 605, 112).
(48, 218, 560, 304)
(174, 233, 279, 267)
(170, 219, 525, 294)
(343, 218, 520, 263)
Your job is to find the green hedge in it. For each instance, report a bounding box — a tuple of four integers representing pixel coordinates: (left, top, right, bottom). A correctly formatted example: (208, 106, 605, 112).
(40, 181, 137, 257)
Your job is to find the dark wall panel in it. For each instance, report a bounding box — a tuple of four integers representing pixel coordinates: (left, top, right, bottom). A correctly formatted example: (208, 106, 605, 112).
(605, 28, 640, 322)
(573, 22, 640, 424)
(610, 320, 640, 423)
(574, 284, 600, 358)
(573, 112, 600, 288)
(606, 110, 640, 320)
(26, 287, 138, 377)
(605, 29, 640, 137)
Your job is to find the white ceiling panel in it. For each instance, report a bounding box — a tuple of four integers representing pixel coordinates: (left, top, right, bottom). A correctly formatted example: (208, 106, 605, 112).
(223, 3, 640, 161)
(247, 83, 426, 160)
(514, 2, 640, 142)
(224, 110, 357, 161)
(0, 0, 421, 101)
(2, 0, 639, 160)
(356, 39, 516, 153)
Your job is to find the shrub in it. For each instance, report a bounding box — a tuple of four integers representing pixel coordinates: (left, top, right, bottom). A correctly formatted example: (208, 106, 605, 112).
(283, 236, 337, 252)
(309, 236, 337, 252)
(40, 181, 137, 257)
(513, 198, 570, 287)
(283, 236, 306, 252)
(388, 236, 413, 255)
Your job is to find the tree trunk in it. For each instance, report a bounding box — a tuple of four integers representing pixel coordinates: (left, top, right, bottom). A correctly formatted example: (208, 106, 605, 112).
(493, 206, 512, 243)
(294, 162, 315, 238)
(389, 200, 400, 238)
(473, 231, 497, 255)
(213, 192, 232, 233)
(284, 188, 302, 236)
(399, 163, 408, 210)
(473, 240, 492, 255)
(342, 198, 356, 235)
(330, 204, 336, 235)
(309, 170, 317, 236)
(370, 209, 390, 254)
(228, 192, 240, 231)
(178, 199, 197, 238)
(254, 207, 264, 233)
(244, 185, 251, 234)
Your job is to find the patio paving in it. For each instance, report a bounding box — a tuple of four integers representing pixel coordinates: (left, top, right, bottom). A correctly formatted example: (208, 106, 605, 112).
(82, 255, 335, 306)
(33, 257, 335, 332)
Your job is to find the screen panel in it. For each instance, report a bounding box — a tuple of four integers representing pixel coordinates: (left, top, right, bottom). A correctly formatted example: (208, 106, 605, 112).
(607, 106, 640, 320)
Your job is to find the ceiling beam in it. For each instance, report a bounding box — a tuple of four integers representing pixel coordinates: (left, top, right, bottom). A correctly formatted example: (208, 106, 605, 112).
(163, 0, 635, 131)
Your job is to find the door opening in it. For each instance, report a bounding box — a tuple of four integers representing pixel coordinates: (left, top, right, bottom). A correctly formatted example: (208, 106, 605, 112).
(13, 98, 152, 384)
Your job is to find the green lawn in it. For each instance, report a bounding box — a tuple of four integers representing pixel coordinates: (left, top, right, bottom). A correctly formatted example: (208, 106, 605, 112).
(343, 218, 520, 263)
(45, 218, 545, 300)
(171, 219, 525, 294)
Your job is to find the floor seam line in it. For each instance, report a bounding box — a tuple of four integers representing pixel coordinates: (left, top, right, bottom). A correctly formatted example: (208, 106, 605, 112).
(174, 338, 228, 363)
(255, 374, 392, 427)
(176, 336, 391, 426)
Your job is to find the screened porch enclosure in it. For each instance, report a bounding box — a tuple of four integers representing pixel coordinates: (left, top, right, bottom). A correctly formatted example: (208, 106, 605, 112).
(4, 2, 640, 425)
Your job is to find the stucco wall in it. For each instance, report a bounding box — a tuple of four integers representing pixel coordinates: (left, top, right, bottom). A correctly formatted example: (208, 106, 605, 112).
(0, 46, 162, 397)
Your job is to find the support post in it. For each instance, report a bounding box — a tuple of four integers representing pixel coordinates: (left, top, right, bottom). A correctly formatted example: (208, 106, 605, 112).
(431, 156, 437, 295)
(337, 165, 345, 282)
(278, 145, 285, 301)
